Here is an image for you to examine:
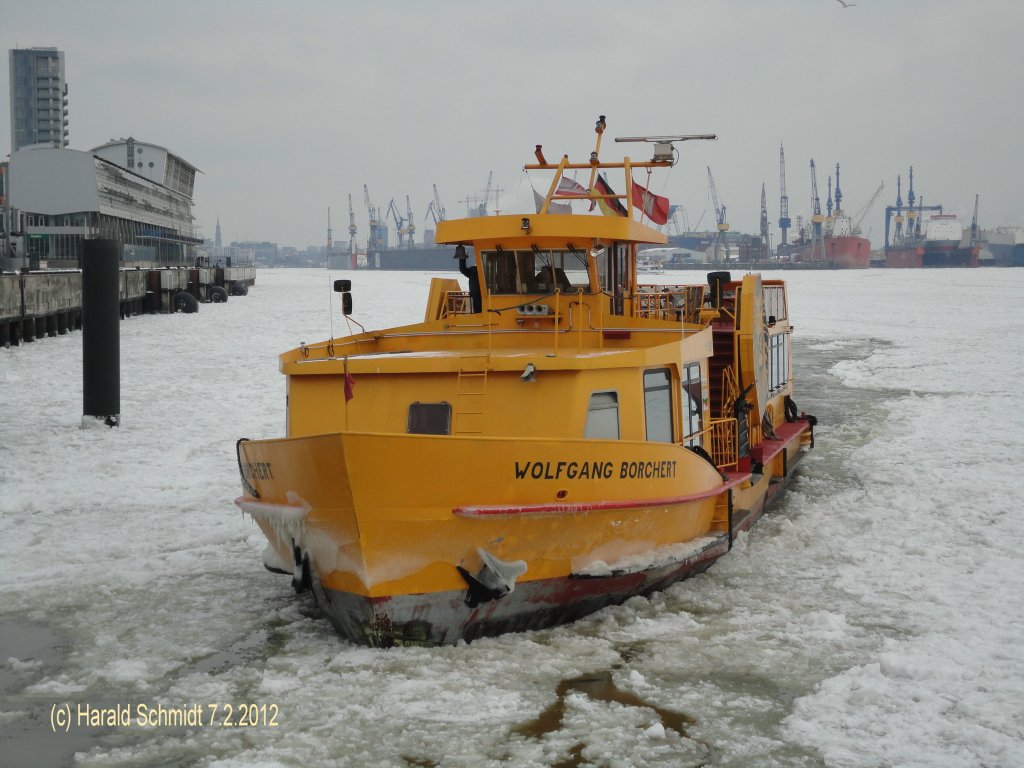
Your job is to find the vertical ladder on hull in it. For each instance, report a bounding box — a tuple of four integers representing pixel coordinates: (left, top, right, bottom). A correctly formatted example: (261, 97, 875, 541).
(454, 353, 488, 435)
(711, 489, 738, 550)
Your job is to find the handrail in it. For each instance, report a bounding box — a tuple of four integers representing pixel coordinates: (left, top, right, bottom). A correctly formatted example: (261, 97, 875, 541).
(636, 284, 704, 323)
(721, 364, 738, 419)
(688, 417, 738, 470)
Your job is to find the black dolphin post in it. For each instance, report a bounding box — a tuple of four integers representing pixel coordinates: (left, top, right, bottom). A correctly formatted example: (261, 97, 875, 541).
(82, 238, 120, 428)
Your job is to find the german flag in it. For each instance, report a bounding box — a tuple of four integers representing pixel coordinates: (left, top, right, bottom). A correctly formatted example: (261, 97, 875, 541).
(592, 174, 628, 218)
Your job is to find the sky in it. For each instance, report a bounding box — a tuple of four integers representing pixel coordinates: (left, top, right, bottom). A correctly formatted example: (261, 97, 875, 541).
(2, 0, 1022, 250)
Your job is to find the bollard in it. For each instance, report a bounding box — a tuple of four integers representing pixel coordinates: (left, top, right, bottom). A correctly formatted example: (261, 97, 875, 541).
(82, 239, 120, 428)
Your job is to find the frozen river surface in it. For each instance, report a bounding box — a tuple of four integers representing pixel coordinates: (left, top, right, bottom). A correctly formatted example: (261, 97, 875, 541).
(1, 267, 1023, 767)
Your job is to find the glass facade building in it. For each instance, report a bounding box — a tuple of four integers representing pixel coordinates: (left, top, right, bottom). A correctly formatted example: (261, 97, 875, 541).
(9, 47, 69, 153)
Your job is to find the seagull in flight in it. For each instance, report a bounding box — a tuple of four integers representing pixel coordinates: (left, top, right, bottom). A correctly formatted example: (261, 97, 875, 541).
(835, 0, 857, 7)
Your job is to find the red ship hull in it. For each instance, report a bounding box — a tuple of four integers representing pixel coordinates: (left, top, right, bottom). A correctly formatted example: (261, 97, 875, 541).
(886, 244, 978, 268)
(792, 236, 871, 269)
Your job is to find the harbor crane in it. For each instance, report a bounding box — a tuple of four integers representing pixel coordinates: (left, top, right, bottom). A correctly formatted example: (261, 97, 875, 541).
(778, 143, 791, 249)
(425, 184, 447, 225)
(759, 183, 770, 260)
(893, 174, 905, 244)
(405, 196, 416, 247)
(883, 170, 942, 253)
(970, 194, 979, 246)
(347, 193, 358, 257)
(433, 184, 446, 222)
(668, 204, 690, 236)
(385, 199, 408, 248)
(364, 185, 382, 256)
(481, 171, 493, 216)
(809, 159, 825, 261)
(834, 163, 844, 215)
(707, 166, 729, 262)
(906, 166, 919, 238)
(851, 182, 884, 235)
(462, 172, 500, 217)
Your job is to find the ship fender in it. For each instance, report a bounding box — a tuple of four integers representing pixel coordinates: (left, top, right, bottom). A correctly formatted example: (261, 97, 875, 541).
(173, 292, 199, 314)
(208, 285, 228, 303)
(784, 395, 799, 422)
(456, 548, 527, 608)
(292, 544, 312, 593)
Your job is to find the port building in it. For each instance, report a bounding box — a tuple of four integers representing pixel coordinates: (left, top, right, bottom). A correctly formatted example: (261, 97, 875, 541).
(6, 138, 202, 268)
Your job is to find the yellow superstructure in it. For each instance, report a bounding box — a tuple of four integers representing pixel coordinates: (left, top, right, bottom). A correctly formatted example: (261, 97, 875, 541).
(236, 117, 815, 646)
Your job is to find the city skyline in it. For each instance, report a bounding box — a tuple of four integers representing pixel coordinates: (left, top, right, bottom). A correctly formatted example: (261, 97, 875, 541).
(2, 1, 1022, 250)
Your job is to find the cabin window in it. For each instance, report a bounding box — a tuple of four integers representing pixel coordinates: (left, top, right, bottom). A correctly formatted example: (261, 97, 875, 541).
(481, 248, 589, 295)
(768, 333, 789, 393)
(584, 391, 619, 439)
(764, 284, 787, 322)
(407, 402, 452, 435)
(682, 362, 703, 447)
(643, 369, 673, 443)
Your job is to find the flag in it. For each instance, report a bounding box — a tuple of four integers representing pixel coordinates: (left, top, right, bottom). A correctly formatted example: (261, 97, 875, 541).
(556, 177, 589, 198)
(344, 372, 356, 401)
(631, 180, 670, 225)
(533, 189, 572, 215)
(593, 174, 628, 217)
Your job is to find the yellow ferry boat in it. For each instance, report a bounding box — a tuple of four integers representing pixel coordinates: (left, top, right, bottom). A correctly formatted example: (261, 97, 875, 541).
(235, 117, 815, 647)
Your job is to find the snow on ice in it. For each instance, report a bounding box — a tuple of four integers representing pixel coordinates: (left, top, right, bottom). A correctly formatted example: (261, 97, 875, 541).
(1, 268, 1023, 767)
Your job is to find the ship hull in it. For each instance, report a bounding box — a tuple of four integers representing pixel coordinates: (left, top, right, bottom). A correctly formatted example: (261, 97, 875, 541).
(791, 235, 870, 268)
(236, 423, 811, 646)
(886, 243, 978, 268)
(327, 247, 462, 271)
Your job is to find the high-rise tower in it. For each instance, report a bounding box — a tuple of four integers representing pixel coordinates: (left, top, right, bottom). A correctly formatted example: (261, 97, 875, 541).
(9, 47, 69, 153)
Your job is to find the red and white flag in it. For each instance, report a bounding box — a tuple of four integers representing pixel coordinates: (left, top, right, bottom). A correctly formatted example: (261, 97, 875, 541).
(631, 180, 670, 225)
(556, 177, 589, 198)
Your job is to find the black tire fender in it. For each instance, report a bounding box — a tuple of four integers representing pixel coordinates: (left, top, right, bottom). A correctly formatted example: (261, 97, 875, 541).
(172, 292, 199, 314)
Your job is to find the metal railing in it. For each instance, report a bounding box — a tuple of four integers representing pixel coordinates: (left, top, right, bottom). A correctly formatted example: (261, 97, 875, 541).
(688, 417, 738, 470)
(635, 284, 705, 323)
(443, 291, 472, 317)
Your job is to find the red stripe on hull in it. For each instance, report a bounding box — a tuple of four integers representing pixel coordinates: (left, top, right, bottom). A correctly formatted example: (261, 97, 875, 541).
(453, 472, 751, 518)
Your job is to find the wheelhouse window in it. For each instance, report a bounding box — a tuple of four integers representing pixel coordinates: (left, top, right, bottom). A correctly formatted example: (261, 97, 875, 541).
(407, 402, 452, 435)
(584, 391, 619, 439)
(682, 362, 702, 447)
(480, 247, 590, 295)
(643, 369, 673, 443)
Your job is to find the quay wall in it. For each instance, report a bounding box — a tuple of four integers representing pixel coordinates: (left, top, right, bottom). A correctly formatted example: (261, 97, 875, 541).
(0, 265, 256, 347)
